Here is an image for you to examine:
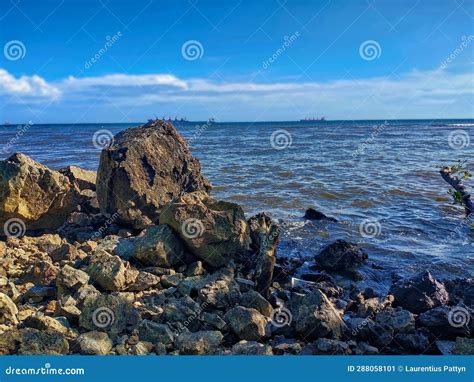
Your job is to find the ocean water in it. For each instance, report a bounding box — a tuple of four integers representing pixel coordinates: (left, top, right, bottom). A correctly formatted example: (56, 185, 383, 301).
(1, 120, 473, 289)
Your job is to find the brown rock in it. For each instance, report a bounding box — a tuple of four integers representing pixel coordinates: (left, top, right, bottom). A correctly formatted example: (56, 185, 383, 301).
(96, 120, 211, 229)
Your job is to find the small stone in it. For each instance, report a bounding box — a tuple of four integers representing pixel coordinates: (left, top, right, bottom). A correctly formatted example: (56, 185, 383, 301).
(87, 250, 128, 291)
(231, 340, 273, 355)
(127, 272, 160, 291)
(137, 320, 174, 345)
(314, 240, 367, 272)
(161, 273, 183, 288)
(175, 330, 223, 355)
(56, 265, 90, 296)
(0, 293, 18, 325)
(240, 290, 273, 317)
(224, 306, 267, 341)
(313, 338, 351, 355)
(76, 331, 113, 355)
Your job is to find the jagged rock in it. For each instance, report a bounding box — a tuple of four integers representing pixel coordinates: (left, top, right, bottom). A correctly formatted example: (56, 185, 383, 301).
(96, 120, 211, 229)
(87, 251, 129, 291)
(23, 315, 70, 335)
(161, 273, 183, 288)
(375, 307, 415, 332)
(224, 306, 267, 341)
(200, 312, 227, 330)
(353, 341, 379, 355)
(159, 192, 250, 267)
(313, 338, 351, 355)
(162, 297, 202, 332)
(29, 260, 59, 286)
(390, 271, 450, 314)
(452, 337, 474, 355)
(79, 294, 139, 335)
(291, 289, 343, 340)
(186, 261, 205, 276)
(0, 276, 20, 302)
(175, 330, 223, 355)
(24, 286, 56, 303)
(137, 321, 174, 345)
(394, 330, 430, 353)
(304, 208, 337, 222)
(417, 304, 472, 337)
(76, 331, 112, 355)
(127, 272, 160, 291)
(272, 337, 302, 355)
(51, 243, 86, 262)
(59, 165, 96, 191)
(56, 265, 90, 297)
(231, 340, 273, 355)
(0, 328, 69, 355)
(0, 153, 79, 231)
(240, 290, 273, 317)
(115, 225, 189, 267)
(0, 293, 18, 325)
(314, 240, 367, 272)
(22, 234, 63, 253)
(197, 268, 241, 309)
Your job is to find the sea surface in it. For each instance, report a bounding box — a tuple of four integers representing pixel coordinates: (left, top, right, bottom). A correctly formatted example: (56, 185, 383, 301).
(1, 120, 473, 290)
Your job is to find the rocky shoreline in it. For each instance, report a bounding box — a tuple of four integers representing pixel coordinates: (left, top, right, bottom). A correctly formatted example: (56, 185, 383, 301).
(0, 120, 472, 355)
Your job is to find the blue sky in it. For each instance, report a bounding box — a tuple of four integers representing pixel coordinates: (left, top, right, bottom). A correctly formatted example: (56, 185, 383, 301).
(0, 0, 473, 122)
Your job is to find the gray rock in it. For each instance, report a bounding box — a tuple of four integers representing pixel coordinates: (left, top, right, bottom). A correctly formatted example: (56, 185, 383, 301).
(76, 331, 113, 355)
(87, 251, 128, 291)
(292, 289, 343, 340)
(231, 340, 273, 355)
(390, 271, 450, 314)
(240, 290, 273, 317)
(175, 330, 223, 355)
(314, 240, 367, 272)
(224, 306, 267, 341)
(375, 307, 415, 332)
(56, 265, 90, 296)
(313, 338, 351, 355)
(115, 225, 189, 267)
(137, 321, 174, 345)
(418, 304, 472, 337)
(0, 328, 69, 355)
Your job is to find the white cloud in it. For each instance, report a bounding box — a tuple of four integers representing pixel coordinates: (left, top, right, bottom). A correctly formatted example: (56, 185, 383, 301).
(0, 69, 61, 98)
(0, 67, 473, 121)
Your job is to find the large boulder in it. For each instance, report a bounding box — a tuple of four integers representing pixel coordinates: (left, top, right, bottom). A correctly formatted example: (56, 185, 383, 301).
(96, 120, 211, 229)
(0, 153, 79, 231)
(390, 271, 450, 314)
(159, 192, 250, 267)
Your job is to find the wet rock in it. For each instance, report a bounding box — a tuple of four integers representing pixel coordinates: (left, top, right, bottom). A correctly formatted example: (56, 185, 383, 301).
(79, 294, 139, 335)
(314, 240, 367, 272)
(394, 330, 430, 353)
(224, 306, 267, 341)
(390, 271, 450, 314)
(231, 340, 273, 355)
(0, 153, 79, 231)
(291, 289, 343, 340)
(0, 293, 18, 325)
(417, 304, 472, 337)
(59, 165, 96, 191)
(96, 120, 211, 229)
(375, 308, 415, 332)
(240, 290, 273, 317)
(87, 251, 128, 291)
(76, 331, 112, 355)
(115, 225, 189, 267)
(159, 192, 250, 267)
(56, 265, 90, 296)
(175, 330, 223, 355)
(313, 338, 351, 355)
(304, 208, 337, 222)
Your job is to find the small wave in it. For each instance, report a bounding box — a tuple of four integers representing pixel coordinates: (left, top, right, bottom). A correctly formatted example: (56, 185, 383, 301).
(447, 123, 474, 127)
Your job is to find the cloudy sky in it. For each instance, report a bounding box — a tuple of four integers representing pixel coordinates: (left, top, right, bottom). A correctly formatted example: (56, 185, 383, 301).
(1, 0, 473, 123)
